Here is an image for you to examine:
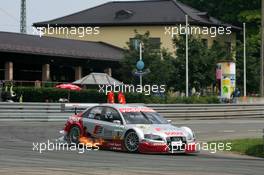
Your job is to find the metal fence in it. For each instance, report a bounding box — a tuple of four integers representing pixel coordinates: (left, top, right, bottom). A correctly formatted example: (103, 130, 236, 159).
(0, 102, 263, 121)
(1, 80, 67, 88)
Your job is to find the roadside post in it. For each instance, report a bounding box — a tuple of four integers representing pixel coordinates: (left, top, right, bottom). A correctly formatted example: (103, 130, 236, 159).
(263, 129, 264, 151)
(0, 81, 2, 102)
(134, 42, 150, 85)
(185, 15, 189, 97)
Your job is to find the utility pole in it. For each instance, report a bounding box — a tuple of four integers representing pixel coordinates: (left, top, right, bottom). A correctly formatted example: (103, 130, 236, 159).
(139, 43, 143, 87)
(243, 23, 247, 97)
(185, 15, 189, 97)
(261, 0, 264, 96)
(20, 0, 27, 33)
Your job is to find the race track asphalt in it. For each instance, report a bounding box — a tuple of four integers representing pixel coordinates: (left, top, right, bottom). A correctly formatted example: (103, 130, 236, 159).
(0, 119, 263, 175)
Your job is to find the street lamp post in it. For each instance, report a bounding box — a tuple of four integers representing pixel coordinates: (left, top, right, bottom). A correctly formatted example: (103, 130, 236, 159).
(261, 0, 264, 96)
(185, 15, 189, 97)
(134, 42, 150, 86)
(139, 43, 143, 87)
(243, 23, 247, 97)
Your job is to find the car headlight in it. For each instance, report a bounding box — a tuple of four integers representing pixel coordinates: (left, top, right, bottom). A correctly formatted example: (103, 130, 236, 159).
(144, 134, 163, 141)
(186, 132, 193, 140)
(181, 127, 195, 141)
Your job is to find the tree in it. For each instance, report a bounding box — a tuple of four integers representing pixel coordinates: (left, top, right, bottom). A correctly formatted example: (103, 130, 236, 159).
(179, 0, 260, 26)
(179, 0, 261, 94)
(171, 35, 230, 92)
(119, 31, 175, 87)
(236, 5, 261, 94)
(236, 21, 261, 94)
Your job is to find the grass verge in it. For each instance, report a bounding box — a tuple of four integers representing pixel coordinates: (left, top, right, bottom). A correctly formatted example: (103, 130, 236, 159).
(209, 138, 264, 158)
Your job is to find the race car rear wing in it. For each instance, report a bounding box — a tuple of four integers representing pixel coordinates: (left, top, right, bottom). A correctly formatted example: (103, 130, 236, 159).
(61, 102, 144, 114)
(61, 103, 99, 114)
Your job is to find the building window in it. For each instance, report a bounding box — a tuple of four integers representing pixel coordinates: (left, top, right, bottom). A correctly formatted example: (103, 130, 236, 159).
(130, 38, 141, 50)
(201, 39, 208, 48)
(130, 37, 161, 50)
(224, 42, 232, 55)
(149, 38, 161, 49)
(213, 40, 219, 46)
(115, 10, 133, 20)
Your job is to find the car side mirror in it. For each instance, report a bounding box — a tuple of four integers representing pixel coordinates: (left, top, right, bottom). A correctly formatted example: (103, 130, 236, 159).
(167, 120, 172, 123)
(113, 120, 121, 125)
(74, 107, 77, 115)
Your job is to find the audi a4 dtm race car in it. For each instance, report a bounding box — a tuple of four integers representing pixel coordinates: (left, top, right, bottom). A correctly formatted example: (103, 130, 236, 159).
(60, 104, 197, 154)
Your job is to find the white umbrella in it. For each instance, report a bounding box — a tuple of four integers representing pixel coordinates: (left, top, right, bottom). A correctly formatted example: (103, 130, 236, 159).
(73, 73, 123, 85)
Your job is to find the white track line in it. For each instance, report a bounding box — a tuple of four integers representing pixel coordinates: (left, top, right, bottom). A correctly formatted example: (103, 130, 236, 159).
(218, 130, 235, 133)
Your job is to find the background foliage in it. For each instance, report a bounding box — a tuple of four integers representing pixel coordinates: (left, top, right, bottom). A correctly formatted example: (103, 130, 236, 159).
(179, 0, 261, 94)
(120, 0, 261, 94)
(10, 87, 219, 104)
(119, 31, 175, 87)
(171, 35, 230, 92)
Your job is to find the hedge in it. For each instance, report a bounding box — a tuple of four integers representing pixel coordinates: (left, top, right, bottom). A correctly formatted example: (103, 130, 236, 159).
(9, 87, 220, 104)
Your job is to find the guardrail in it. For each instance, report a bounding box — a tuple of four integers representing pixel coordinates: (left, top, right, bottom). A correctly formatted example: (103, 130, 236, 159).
(0, 102, 263, 121)
(62, 103, 264, 120)
(0, 102, 64, 121)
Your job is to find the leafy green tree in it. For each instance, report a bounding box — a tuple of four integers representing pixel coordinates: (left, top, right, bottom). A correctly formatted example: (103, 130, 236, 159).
(236, 3, 261, 94)
(119, 31, 175, 87)
(179, 0, 260, 25)
(171, 35, 230, 92)
(179, 0, 261, 94)
(236, 39, 260, 94)
(120, 0, 261, 94)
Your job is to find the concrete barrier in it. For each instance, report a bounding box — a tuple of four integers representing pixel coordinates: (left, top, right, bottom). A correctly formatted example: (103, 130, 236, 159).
(0, 102, 263, 121)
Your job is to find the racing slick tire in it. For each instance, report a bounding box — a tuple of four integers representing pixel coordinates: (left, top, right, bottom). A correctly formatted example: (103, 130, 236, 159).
(124, 131, 139, 153)
(67, 126, 81, 145)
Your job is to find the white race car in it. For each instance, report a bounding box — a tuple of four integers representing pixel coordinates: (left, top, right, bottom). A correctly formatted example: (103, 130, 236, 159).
(61, 104, 197, 154)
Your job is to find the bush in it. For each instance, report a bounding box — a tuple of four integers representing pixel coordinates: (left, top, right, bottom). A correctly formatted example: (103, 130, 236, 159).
(209, 139, 264, 158)
(12, 87, 219, 104)
(13, 87, 105, 103)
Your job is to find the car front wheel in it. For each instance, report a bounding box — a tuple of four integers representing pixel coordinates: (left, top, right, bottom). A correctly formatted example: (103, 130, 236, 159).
(67, 126, 81, 144)
(124, 131, 139, 152)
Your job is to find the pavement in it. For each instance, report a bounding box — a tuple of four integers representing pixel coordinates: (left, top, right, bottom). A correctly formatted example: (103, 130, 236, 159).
(174, 119, 264, 141)
(0, 119, 263, 175)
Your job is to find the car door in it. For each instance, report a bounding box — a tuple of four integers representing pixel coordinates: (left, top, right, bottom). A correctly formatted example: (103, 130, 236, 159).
(99, 107, 125, 140)
(82, 106, 104, 138)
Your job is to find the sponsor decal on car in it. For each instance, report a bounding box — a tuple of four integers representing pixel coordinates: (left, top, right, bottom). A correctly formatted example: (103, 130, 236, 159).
(107, 141, 123, 151)
(119, 107, 155, 113)
(136, 124, 151, 129)
(93, 125, 103, 135)
(69, 116, 81, 123)
(155, 128, 162, 131)
(164, 131, 184, 136)
(154, 127, 184, 136)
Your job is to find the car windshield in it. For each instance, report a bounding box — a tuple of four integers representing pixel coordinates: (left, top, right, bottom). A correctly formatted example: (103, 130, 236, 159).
(122, 112, 168, 124)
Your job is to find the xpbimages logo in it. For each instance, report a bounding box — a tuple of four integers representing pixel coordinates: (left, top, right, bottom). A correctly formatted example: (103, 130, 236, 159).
(32, 140, 100, 154)
(98, 82, 166, 95)
(164, 24, 232, 38)
(169, 142, 232, 154)
(33, 24, 100, 38)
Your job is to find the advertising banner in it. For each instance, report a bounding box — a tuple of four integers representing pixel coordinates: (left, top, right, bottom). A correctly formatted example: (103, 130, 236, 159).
(216, 61, 236, 99)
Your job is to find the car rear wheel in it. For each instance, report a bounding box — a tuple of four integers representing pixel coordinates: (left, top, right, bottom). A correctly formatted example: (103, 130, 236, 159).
(124, 131, 139, 152)
(68, 126, 81, 144)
